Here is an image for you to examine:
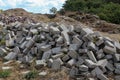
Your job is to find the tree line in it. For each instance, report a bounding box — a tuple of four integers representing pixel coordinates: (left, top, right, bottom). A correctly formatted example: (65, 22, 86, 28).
(61, 0, 120, 24)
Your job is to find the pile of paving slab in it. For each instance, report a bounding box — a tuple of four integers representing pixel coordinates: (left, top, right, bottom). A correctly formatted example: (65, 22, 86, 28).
(0, 22, 120, 80)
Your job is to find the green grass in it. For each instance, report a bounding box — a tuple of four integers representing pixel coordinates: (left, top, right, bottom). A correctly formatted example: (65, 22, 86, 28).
(24, 70, 38, 80)
(0, 70, 11, 78)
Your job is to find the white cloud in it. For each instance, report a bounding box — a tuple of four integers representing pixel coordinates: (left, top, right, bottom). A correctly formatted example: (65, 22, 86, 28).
(0, 0, 66, 13)
(0, 0, 5, 6)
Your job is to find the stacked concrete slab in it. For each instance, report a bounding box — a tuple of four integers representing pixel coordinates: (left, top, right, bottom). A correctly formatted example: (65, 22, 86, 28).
(1, 22, 120, 80)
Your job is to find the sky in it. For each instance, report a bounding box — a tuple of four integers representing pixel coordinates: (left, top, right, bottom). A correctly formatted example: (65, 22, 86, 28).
(0, 0, 66, 13)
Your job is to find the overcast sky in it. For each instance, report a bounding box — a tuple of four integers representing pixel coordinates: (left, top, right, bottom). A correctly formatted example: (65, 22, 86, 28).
(0, 0, 66, 13)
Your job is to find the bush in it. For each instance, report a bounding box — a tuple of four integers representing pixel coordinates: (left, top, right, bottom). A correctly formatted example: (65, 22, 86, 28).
(62, 0, 120, 24)
(0, 70, 11, 78)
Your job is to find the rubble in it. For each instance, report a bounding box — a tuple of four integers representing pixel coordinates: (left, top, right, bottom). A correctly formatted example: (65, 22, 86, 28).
(0, 21, 120, 80)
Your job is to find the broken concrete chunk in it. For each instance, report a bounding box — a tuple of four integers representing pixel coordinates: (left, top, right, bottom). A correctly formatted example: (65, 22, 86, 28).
(30, 29, 38, 34)
(42, 50, 52, 60)
(91, 67, 103, 77)
(115, 63, 120, 69)
(97, 59, 108, 68)
(61, 31, 70, 45)
(25, 39, 35, 48)
(103, 45, 116, 54)
(87, 51, 97, 63)
(79, 49, 88, 54)
(69, 44, 79, 51)
(81, 28, 94, 36)
(114, 41, 120, 52)
(13, 46, 21, 54)
(4, 52, 17, 60)
(40, 45, 51, 51)
(52, 47, 61, 54)
(95, 38, 104, 46)
(85, 59, 97, 68)
(113, 53, 120, 62)
(36, 60, 47, 67)
(115, 69, 120, 74)
(106, 62, 114, 71)
(51, 52, 64, 59)
(87, 42, 97, 51)
(79, 65, 88, 71)
(62, 55, 70, 62)
(72, 35, 83, 46)
(52, 58, 62, 70)
(0, 48, 7, 56)
(68, 50, 78, 59)
(67, 59, 76, 66)
(97, 74, 109, 80)
(69, 67, 78, 78)
(50, 26, 60, 34)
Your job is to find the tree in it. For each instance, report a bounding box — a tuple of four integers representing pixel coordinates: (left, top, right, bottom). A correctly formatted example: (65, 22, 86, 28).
(50, 7, 57, 14)
(62, 0, 120, 24)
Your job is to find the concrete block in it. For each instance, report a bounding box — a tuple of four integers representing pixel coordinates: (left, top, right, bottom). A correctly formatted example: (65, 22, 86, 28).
(97, 74, 109, 80)
(51, 52, 64, 59)
(62, 55, 70, 62)
(81, 28, 94, 36)
(95, 38, 104, 46)
(25, 39, 35, 48)
(49, 26, 60, 34)
(69, 67, 78, 78)
(96, 49, 105, 59)
(61, 31, 70, 45)
(106, 62, 114, 71)
(47, 59, 53, 67)
(52, 58, 62, 70)
(115, 63, 120, 69)
(36, 60, 47, 67)
(4, 52, 17, 60)
(85, 59, 97, 68)
(67, 59, 76, 66)
(30, 29, 38, 34)
(69, 44, 79, 51)
(68, 50, 78, 59)
(79, 49, 88, 54)
(72, 35, 83, 46)
(0, 48, 7, 57)
(97, 59, 108, 68)
(105, 40, 114, 48)
(113, 53, 120, 62)
(76, 57, 84, 67)
(103, 45, 116, 54)
(79, 65, 88, 71)
(87, 42, 97, 51)
(52, 47, 61, 54)
(20, 41, 28, 49)
(115, 69, 120, 74)
(56, 36, 63, 44)
(42, 50, 52, 60)
(40, 45, 51, 51)
(114, 41, 120, 52)
(105, 55, 113, 60)
(87, 51, 97, 63)
(91, 67, 103, 77)
(13, 46, 21, 54)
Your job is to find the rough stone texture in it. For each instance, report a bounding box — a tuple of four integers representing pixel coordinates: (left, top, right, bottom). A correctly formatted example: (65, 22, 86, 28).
(1, 21, 120, 80)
